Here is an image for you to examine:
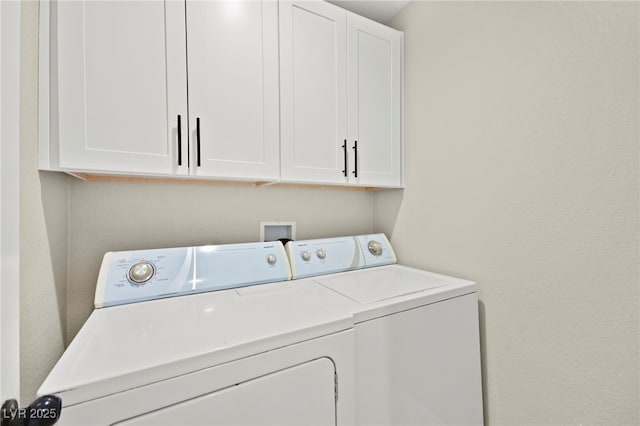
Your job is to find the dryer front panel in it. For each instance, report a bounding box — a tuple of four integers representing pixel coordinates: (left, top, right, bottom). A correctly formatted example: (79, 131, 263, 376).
(116, 358, 336, 426)
(53, 330, 355, 426)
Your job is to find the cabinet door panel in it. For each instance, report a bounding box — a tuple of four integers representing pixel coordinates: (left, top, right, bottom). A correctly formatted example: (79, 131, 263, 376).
(56, 0, 187, 175)
(280, 1, 348, 184)
(347, 15, 402, 187)
(187, 0, 279, 180)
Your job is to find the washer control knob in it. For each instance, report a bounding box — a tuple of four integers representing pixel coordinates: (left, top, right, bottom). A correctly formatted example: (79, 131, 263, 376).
(128, 261, 154, 284)
(316, 248, 326, 260)
(301, 251, 311, 262)
(368, 240, 383, 256)
(266, 254, 277, 265)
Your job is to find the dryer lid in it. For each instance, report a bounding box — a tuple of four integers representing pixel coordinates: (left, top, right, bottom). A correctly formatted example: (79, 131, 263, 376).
(38, 280, 355, 406)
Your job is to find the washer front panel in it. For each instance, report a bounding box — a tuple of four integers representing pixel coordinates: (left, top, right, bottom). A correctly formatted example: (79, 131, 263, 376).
(353, 293, 483, 425)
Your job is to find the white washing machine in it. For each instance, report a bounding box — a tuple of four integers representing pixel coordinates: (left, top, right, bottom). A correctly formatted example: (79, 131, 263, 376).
(38, 241, 357, 425)
(286, 234, 485, 426)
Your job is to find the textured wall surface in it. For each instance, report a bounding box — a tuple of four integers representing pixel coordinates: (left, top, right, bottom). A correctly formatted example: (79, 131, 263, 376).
(19, 1, 69, 405)
(380, 2, 639, 425)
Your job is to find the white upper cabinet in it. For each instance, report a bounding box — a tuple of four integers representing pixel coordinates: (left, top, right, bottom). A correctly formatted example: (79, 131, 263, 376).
(42, 0, 403, 187)
(280, 1, 403, 188)
(44, 0, 279, 181)
(347, 14, 403, 187)
(51, 0, 188, 175)
(186, 1, 280, 181)
(279, 1, 348, 184)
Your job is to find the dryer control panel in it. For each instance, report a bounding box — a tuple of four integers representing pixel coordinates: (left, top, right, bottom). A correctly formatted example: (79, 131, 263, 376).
(95, 242, 291, 308)
(287, 234, 396, 279)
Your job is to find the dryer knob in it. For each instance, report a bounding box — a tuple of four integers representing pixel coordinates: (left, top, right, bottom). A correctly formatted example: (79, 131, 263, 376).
(368, 240, 383, 256)
(301, 251, 311, 262)
(128, 261, 155, 284)
(316, 248, 326, 260)
(266, 254, 277, 265)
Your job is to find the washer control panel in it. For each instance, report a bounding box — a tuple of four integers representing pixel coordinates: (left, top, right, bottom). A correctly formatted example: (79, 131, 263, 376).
(95, 242, 291, 308)
(286, 234, 396, 279)
(356, 234, 397, 267)
(286, 237, 362, 279)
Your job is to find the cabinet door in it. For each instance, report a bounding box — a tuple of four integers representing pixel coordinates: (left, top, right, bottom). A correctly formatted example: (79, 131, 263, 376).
(347, 14, 403, 187)
(186, 0, 279, 181)
(55, 0, 188, 175)
(280, 1, 348, 184)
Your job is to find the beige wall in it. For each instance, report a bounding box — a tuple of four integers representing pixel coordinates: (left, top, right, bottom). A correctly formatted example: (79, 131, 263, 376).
(381, 1, 639, 425)
(19, 1, 69, 404)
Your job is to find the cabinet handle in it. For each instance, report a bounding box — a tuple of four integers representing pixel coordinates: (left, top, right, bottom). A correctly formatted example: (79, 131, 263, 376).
(177, 115, 182, 166)
(342, 139, 348, 177)
(352, 140, 358, 178)
(196, 117, 201, 167)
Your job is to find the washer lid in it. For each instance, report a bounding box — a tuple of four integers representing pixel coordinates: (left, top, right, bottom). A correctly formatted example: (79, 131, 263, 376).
(315, 265, 450, 304)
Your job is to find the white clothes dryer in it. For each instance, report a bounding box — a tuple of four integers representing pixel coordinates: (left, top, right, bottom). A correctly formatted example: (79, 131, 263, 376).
(39, 241, 356, 425)
(287, 234, 484, 426)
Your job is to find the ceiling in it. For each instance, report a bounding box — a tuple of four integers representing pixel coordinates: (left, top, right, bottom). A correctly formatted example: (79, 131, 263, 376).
(327, 0, 410, 24)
